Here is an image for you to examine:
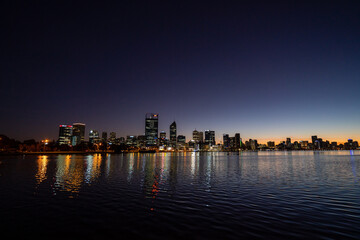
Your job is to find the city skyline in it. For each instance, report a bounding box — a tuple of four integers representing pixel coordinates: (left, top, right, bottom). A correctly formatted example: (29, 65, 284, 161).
(2, 1, 360, 144)
(52, 113, 359, 145)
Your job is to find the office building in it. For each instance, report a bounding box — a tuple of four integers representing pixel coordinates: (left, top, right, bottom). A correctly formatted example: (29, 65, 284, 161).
(145, 113, 159, 146)
(223, 134, 230, 148)
(235, 133, 241, 149)
(58, 125, 73, 145)
(102, 132, 107, 142)
(177, 135, 186, 147)
(170, 121, 177, 147)
(159, 131, 166, 146)
(89, 130, 100, 144)
(109, 132, 116, 144)
(71, 123, 85, 146)
(205, 130, 215, 146)
(267, 141, 275, 148)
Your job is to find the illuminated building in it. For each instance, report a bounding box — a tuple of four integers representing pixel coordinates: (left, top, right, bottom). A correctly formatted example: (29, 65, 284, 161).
(205, 130, 215, 146)
(126, 135, 137, 146)
(89, 130, 100, 144)
(193, 130, 199, 142)
(159, 131, 166, 146)
(177, 135, 186, 147)
(170, 121, 177, 147)
(72, 123, 85, 146)
(58, 125, 73, 145)
(145, 113, 159, 146)
(109, 132, 116, 144)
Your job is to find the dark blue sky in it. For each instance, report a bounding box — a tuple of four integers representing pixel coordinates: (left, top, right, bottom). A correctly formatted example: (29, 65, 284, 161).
(2, 0, 360, 143)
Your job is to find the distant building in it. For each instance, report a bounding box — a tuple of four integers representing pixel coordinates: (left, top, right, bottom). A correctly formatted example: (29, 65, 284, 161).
(102, 132, 107, 143)
(249, 139, 258, 150)
(109, 132, 116, 144)
(223, 134, 230, 148)
(170, 121, 177, 147)
(311, 136, 318, 145)
(267, 141, 275, 148)
(72, 123, 85, 145)
(58, 125, 73, 145)
(205, 130, 215, 146)
(126, 135, 137, 146)
(159, 131, 166, 146)
(177, 135, 186, 147)
(89, 130, 99, 144)
(145, 113, 159, 146)
(286, 138, 291, 148)
(193, 130, 200, 142)
(235, 133, 241, 149)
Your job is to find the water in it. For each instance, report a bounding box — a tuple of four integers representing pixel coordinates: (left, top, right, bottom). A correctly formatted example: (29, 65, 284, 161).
(0, 151, 359, 239)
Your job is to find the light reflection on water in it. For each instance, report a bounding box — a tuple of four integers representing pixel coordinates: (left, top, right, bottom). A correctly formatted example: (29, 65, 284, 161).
(1, 151, 359, 239)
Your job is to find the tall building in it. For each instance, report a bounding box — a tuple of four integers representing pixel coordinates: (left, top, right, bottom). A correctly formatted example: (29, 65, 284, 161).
(235, 133, 241, 149)
(72, 123, 85, 146)
(193, 130, 199, 142)
(58, 125, 73, 145)
(89, 130, 99, 144)
(109, 132, 116, 144)
(267, 141, 275, 148)
(205, 130, 215, 146)
(177, 135, 186, 147)
(170, 121, 177, 147)
(145, 113, 159, 146)
(223, 134, 230, 148)
(311, 135, 317, 144)
(159, 131, 166, 146)
(102, 132, 107, 142)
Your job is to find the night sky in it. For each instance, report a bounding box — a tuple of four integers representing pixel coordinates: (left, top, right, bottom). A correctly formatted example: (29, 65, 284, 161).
(2, 0, 360, 143)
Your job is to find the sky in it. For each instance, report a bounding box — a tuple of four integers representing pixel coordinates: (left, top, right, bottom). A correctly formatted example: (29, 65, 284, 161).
(1, 0, 360, 143)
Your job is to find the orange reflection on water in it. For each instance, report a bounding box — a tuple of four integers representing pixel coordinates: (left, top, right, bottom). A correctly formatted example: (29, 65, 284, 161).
(35, 155, 48, 185)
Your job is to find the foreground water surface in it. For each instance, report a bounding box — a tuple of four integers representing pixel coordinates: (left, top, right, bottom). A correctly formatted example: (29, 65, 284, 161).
(0, 151, 359, 239)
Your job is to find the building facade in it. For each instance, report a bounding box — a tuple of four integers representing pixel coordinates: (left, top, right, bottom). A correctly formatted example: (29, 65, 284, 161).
(58, 125, 73, 145)
(145, 113, 159, 146)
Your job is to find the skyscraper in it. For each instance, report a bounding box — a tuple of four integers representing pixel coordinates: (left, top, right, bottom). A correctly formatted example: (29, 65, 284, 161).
(89, 130, 99, 144)
(102, 132, 107, 142)
(58, 125, 73, 145)
(193, 130, 199, 142)
(145, 113, 159, 146)
(159, 131, 166, 146)
(109, 132, 116, 144)
(223, 134, 230, 148)
(205, 130, 215, 146)
(170, 121, 177, 147)
(177, 135, 186, 147)
(72, 123, 85, 145)
(235, 133, 241, 149)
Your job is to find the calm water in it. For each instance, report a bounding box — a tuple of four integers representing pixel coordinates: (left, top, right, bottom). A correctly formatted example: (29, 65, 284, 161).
(0, 151, 359, 239)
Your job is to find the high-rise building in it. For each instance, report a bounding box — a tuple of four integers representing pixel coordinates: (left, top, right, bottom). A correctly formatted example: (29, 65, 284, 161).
(177, 135, 186, 147)
(58, 125, 73, 145)
(89, 130, 99, 144)
(267, 141, 275, 148)
(145, 113, 159, 146)
(72, 123, 85, 146)
(170, 121, 177, 147)
(102, 132, 107, 142)
(223, 134, 230, 148)
(205, 130, 215, 146)
(159, 131, 166, 146)
(193, 130, 199, 142)
(235, 133, 241, 149)
(311, 135, 317, 144)
(109, 132, 116, 144)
